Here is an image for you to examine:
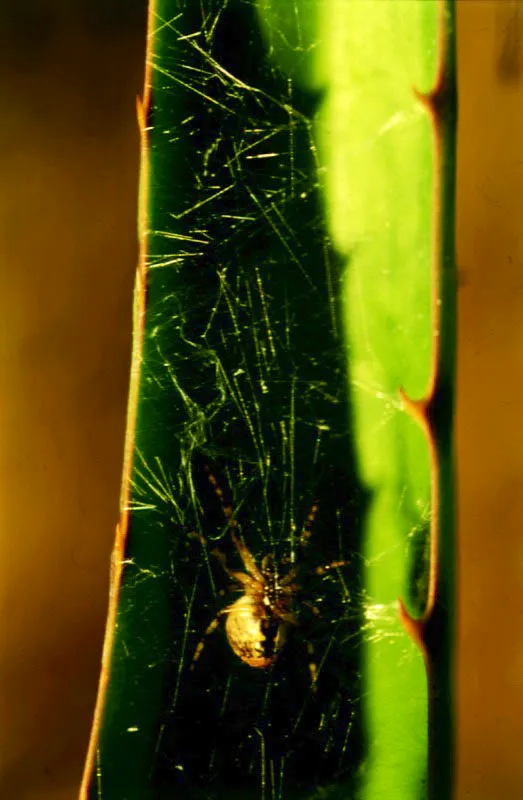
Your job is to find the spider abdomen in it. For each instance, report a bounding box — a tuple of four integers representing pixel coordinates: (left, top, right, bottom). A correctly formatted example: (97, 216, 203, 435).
(225, 596, 280, 669)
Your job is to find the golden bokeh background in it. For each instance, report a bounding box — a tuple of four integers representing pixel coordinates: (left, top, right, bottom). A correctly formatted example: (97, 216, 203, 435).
(0, 2, 521, 798)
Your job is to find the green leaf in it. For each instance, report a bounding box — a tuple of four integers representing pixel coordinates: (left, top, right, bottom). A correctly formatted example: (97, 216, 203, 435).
(81, 2, 456, 799)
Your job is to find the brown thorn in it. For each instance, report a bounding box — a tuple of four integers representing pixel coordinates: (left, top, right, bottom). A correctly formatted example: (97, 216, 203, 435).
(399, 387, 430, 429)
(413, 81, 446, 119)
(398, 597, 427, 654)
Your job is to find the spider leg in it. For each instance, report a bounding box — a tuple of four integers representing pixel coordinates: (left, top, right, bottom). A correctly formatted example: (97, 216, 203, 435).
(305, 640, 318, 692)
(279, 565, 299, 586)
(275, 608, 298, 626)
(190, 529, 257, 590)
(302, 599, 321, 617)
(205, 465, 238, 532)
(300, 501, 319, 549)
(203, 467, 264, 582)
(190, 604, 233, 669)
(231, 532, 264, 582)
(316, 560, 347, 575)
(208, 542, 262, 592)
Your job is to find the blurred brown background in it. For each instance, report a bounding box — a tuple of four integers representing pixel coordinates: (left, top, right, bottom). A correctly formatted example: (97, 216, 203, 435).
(0, 1, 521, 798)
(0, 4, 145, 798)
(457, 2, 523, 798)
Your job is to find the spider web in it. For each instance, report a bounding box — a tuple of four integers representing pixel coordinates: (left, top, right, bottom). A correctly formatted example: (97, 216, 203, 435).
(90, 3, 431, 799)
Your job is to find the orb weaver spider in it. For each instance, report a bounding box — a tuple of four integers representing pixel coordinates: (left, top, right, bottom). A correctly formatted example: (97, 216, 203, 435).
(190, 467, 347, 685)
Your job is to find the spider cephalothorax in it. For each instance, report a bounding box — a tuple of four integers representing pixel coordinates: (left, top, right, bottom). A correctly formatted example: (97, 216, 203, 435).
(191, 470, 346, 680)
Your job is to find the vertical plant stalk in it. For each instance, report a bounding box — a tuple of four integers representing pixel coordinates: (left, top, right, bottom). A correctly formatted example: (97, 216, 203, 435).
(399, 2, 457, 797)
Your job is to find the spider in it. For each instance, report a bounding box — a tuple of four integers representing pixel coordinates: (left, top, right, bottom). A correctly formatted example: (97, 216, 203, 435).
(190, 467, 346, 684)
